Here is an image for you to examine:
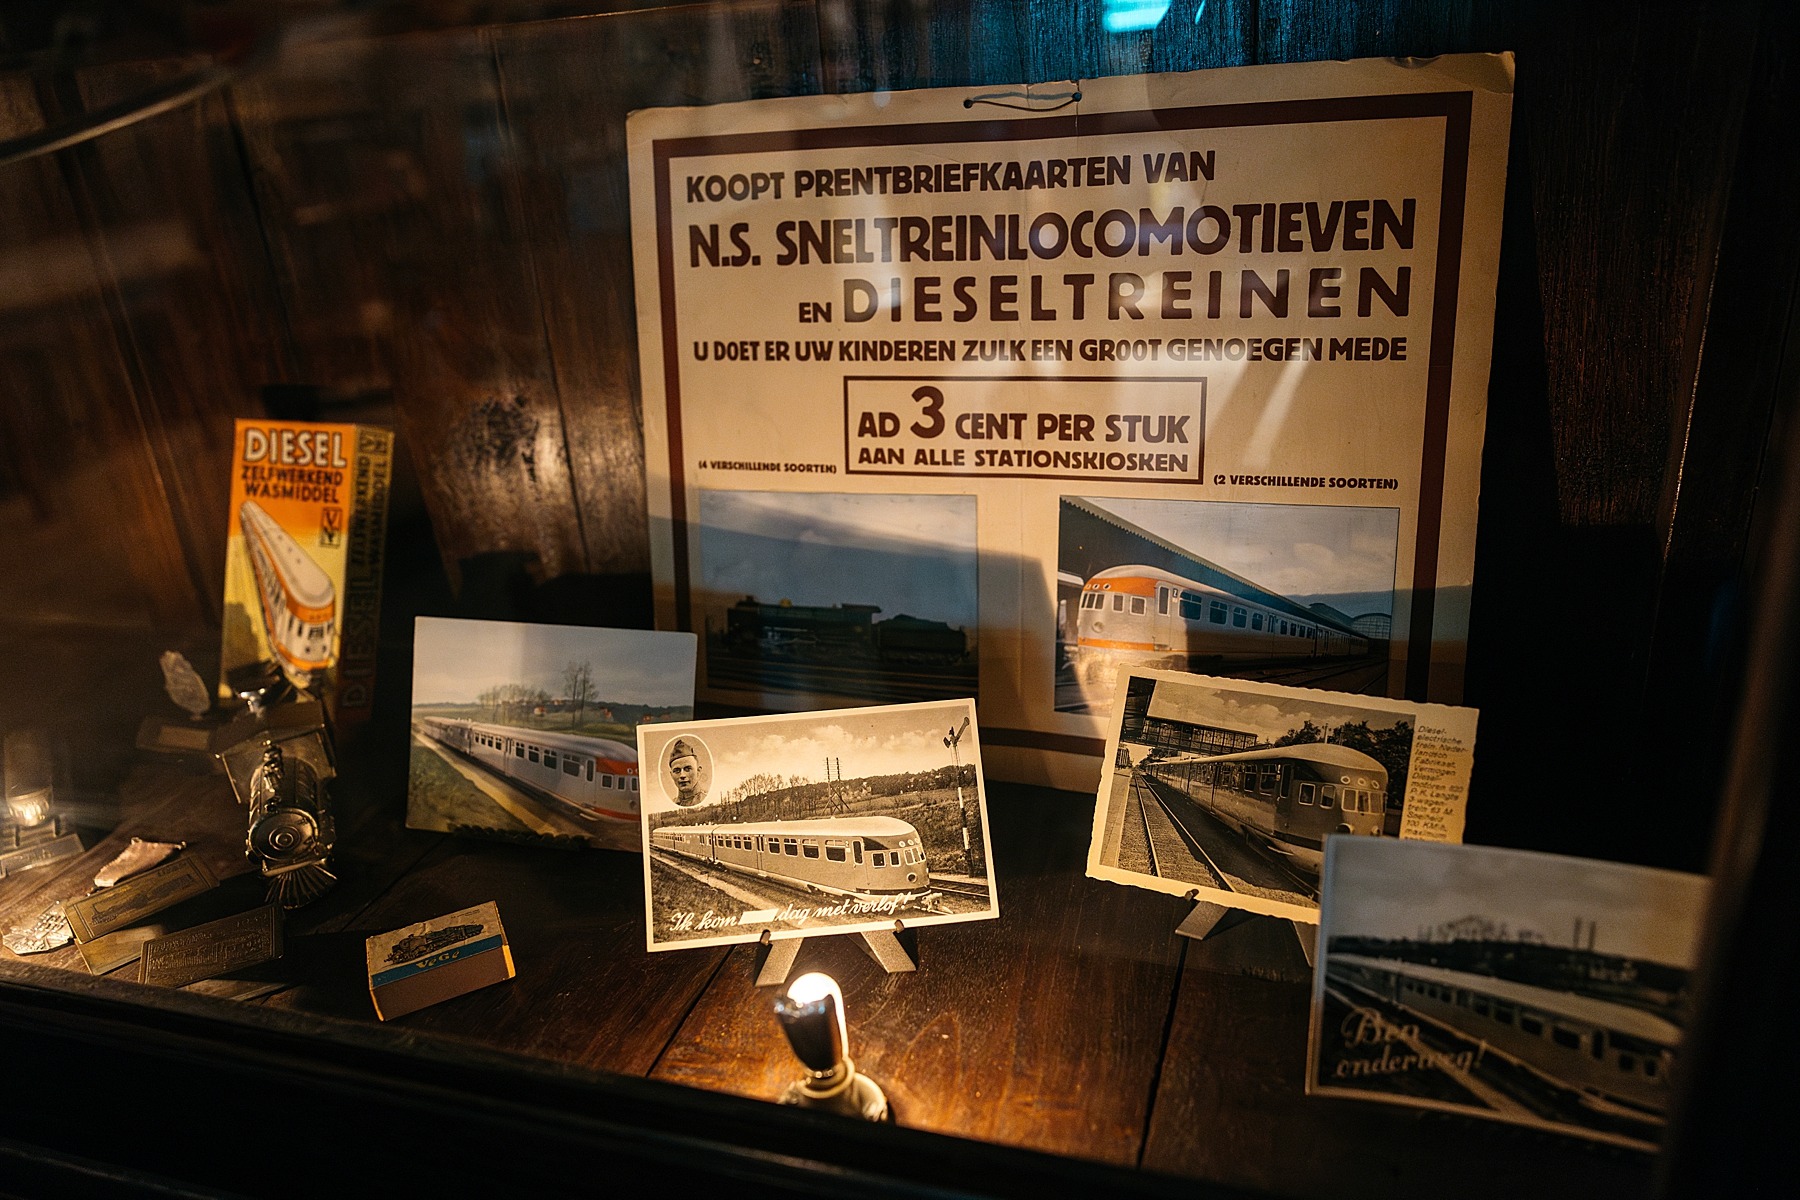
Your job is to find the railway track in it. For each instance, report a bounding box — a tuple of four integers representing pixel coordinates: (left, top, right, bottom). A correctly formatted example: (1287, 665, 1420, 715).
(931, 877, 991, 900)
(1133, 775, 1231, 892)
(1139, 774, 1321, 902)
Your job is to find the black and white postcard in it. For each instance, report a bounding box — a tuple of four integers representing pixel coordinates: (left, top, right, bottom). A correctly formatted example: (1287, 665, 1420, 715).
(639, 699, 997, 950)
(1309, 838, 1709, 1150)
(1087, 668, 1477, 921)
(408, 617, 696, 852)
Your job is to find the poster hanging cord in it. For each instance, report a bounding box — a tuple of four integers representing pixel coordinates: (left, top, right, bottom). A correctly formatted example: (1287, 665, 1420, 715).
(963, 86, 1083, 112)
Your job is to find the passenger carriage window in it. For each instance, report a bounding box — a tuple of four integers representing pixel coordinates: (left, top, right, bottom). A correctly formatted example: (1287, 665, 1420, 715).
(1299, 783, 1316, 805)
(1157, 589, 1168, 615)
(872, 851, 885, 867)
(1644, 1058, 1659, 1078)
(1519, 1015, 1545, 1037)
(1208, 600, 1227, 624)
(802, 842, 820, 859)
(825, 843, 847, 862)
(1232, 607, 1247, 627)
(784, 838, 798, 855)
(1619, 1053, 1638, 1072)
(563, 758, 580, 776)
(515, 744, 524, 757)
(1251, 613, 1263, 630)
(1474, 998, 1491, 1017)
(1320, 785, 1337, 809)
(1112, 594, 1124, 611)
(1494, 1002, 1516, 1024)
(853, 842, 863, 864)
(528, 748, 539, 763)
(587, 760, 594, 781)
(544, 752, 557, 769)
(1130, 596, 1146, 615)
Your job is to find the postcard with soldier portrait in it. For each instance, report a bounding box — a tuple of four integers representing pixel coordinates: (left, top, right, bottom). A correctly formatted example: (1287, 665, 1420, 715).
(638, 699, 998, 951)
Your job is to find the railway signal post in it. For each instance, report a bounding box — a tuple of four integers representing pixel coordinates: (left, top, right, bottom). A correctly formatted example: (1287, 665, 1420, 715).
(944, 716, 974, 876)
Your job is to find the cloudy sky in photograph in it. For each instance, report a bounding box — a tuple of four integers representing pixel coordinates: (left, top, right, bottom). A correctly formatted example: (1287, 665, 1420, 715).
(411, 617, 696, 708)
(641, 702, 974, 815)
(1147, 678, 1412, 742)
(1323, 838, 1710, 967)
(1080, 497, 1398, 615)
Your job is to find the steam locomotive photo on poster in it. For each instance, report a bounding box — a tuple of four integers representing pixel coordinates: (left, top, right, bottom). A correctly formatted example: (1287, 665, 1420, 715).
(639, 699, 998, 951)
(1057, 497, 1399, 715)
(1088, 668, 1478, 922)
(696, 490, 978, 711)
(407, 617, 696, 852)
(1310, 838, 1710, 1151)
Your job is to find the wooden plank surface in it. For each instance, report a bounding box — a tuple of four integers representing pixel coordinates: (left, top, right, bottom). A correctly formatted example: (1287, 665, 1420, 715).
(650, 784, 1191, 1165)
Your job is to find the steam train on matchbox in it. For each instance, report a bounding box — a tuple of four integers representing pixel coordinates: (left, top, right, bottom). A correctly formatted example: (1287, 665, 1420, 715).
(650, 816, 936, 902)
(240, 499, 336, 686)
(1071, 563, 1369, 679)
(417, 716, 640, 822)
(721, 597, 968, 666)
(1141, 743, 1389, 876)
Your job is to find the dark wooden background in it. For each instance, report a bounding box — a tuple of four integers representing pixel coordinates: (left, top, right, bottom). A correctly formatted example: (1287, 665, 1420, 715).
(1, 2, 1797, 1195)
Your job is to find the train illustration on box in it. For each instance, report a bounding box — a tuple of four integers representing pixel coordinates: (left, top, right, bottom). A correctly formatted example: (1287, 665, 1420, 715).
(240, 499, 336, 687)
(1328, 952, 1678, 1119)
(722, 598, 967, 666)
(1141, 743, 1389, 876)
(418, 716, 640, 821)
(650, 815, 935, 902)
(1071, 564, 1368, 679)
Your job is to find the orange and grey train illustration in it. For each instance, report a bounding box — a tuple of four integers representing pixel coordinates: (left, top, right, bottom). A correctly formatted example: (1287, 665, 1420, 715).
(240, 499, 336, 687)
(1072, 563, 1367, 679)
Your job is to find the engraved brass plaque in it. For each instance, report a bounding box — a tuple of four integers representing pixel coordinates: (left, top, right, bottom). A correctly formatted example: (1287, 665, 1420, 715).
(63, 857, 218, 943)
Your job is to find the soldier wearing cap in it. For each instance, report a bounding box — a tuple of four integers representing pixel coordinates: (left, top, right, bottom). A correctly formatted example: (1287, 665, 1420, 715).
(667, 737, 707, 807)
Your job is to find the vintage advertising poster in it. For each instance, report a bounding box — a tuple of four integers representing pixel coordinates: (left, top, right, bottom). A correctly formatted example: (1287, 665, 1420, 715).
(638, 700, 996, 951)
(1309, 838, 1709, 1150)
(1087, 668, 1477, 922)
(628, 54, 1513, 788)
(219, 419, 393, 731)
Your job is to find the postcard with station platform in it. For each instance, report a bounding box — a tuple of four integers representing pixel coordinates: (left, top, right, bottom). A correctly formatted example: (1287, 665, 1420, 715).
(628, 54, 1514, 791)
(638, 698, 997, 951)
(1087, 668, 1478, 922)
(1308, 838, 1709, 1150)
(407, 617, 697, 853)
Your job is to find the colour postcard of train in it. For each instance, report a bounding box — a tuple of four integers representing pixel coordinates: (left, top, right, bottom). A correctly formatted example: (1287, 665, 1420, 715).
(1087, 668, 1478, 922)
(628, 55, 1514, 792)
(218, 418, 393, 730)
(407, 617, 697, 853)
(1308, 838, 1710, 1151)
(638, 698, 997, 951)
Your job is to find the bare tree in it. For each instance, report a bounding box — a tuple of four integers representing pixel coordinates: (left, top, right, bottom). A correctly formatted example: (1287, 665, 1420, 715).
(561, 660, 594, 727)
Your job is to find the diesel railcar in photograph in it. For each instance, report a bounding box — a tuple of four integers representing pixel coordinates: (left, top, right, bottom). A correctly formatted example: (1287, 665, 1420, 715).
(650, 816, 933, 900)
(1072, 564, 1367, 678)
(240, 499, 336, 686)
(1142, 743, 1388, 875)
(1327, 952, 1678, 1119)
(418, 716, 640, 821)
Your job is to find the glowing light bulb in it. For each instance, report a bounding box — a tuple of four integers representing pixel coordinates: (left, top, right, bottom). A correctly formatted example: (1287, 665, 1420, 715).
(787, 971, 848, 1058)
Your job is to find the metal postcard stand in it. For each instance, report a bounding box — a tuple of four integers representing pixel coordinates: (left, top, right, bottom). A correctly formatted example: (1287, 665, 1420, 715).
(1175, 889, 1318, 970)
(753, 921, 919, 987)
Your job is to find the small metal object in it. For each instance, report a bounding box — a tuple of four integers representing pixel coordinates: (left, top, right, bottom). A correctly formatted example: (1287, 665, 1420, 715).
(0, 832, 83, 877)
(159, 651, 213, 719)
(3, 728, 55, 828)
(93, 838, 186, 888)
(139, 904, 283, 988)
(77, 924, 167, 975)
(63, 857, 218, 944)
(3, 901, 74, 956)
(245, 742, 336, 908)
(772, 972, 890, 1121)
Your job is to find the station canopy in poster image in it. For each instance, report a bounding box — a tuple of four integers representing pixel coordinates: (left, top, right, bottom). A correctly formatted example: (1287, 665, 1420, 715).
(1309, 838, 1710, 1151)
(1056, 497, 1399, 715)
(697, 490, 977, 709)
(1090, 672, 1441, 920)
(407, 617, 696, 852)
(639, 700, 997, 951)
